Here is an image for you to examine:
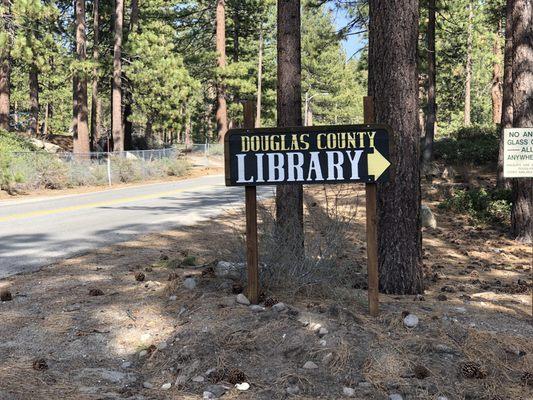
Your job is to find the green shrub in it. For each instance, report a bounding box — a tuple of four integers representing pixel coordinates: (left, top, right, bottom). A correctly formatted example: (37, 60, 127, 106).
(434, 125, 499, 164)
(111, 157, 142, 183)
(439, 187, 512, 225)
(160, 158, 190, 176)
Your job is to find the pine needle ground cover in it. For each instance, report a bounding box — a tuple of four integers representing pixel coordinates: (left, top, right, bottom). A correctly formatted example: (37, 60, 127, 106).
(0, 166, 531, 400)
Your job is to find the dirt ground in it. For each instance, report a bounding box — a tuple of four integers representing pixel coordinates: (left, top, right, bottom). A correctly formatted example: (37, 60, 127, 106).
(0, 169, 531, 400)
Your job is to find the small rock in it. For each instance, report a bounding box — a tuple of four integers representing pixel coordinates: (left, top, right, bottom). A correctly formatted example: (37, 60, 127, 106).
(318, 327, 329, 337)
(249, 304, 266, 312)
(204, 384, 226, 398)
(389, 394, 403, 400)
(235, 382, 250, 391)
(413, 294, 425, 301)
(203, 391, 215, 400)
(120, 361, 132, 369)
(358, 381, 372, 388)
(192, 376, 205, 383)
(403, 314, 419, 328)
(156, 341, 167, 350)
(169, 295, 177, 301)
(286, 384, 300, 395)
(236, 293, 250, 305)
(139, 350, 148, 357)
(322, 352, 334, 365)
(421, 205, 437, 228)
(143, 382, 154, 389)
(183, 277, 197, 290)
(272, 302, 287, 312)
(215, 261, 244, 280)
(310, 323, 322, 332)
(437, 397, 449, 400)
(319, 339, 327, 346)
(343, 387, 355, 397)
(0, 289, 13, 301)
(161, 383, 171, 390)
(454, 307, 467, 313)
(88, 288, 104, 296)
(303, 361, 318, 369)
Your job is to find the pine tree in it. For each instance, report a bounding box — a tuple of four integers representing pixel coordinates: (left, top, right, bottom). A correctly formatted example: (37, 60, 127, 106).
(112, 0, 124, 151)
(368, 0, 424, 294)
(73, 0, 90, 153)
(0, 0, 12, 130)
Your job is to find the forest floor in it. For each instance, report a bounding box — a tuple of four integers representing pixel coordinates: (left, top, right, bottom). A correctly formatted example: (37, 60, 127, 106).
(0, 165, 532, 400)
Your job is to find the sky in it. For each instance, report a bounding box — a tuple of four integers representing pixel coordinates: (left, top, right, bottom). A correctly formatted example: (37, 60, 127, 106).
(331, 6, 366, 60)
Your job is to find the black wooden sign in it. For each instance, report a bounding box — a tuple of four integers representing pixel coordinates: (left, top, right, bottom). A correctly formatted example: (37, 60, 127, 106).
(224, 124, 391, 186)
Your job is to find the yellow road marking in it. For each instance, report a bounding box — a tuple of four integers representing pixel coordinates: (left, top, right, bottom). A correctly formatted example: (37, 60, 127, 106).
(0, 184, 216, 223)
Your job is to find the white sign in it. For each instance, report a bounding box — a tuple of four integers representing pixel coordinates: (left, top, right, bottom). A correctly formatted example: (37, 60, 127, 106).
(503, 128, 533, 178)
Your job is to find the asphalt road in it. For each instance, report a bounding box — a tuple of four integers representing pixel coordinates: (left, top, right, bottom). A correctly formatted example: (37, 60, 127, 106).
(0, 175, 270, 279)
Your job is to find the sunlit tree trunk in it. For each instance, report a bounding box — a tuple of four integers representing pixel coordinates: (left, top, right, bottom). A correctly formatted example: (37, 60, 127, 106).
(90, 0, 101, 151)
(276, 0, 304, 257)
(112, 0, 124, 151)
(74, 0, 90, 154)
(368, 0, 424, 294)
(464, 1, 473, 126)
(492, 19, 503, 124)
(498, 0, 514, 189)
(216, 0, 228, 143)
(511, 0, 533, 242)
(422, 0, 436, 168)
(0, 0, 11, 131)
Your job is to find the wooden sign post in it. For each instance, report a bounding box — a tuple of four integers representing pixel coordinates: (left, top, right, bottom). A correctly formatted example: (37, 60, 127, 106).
(225, 100, 391, 313)
(364, 96, 379, 316)
(243, 101, 259, 304)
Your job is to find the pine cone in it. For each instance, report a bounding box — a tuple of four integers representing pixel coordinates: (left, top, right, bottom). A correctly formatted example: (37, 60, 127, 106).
(413, 364, 431, 379)
(134, 271, 145, 282)
(227, 368, 247, 384)
(460, 361, 487, 379)
(264, 297, 279, 308)
(32, 358, 48, 371)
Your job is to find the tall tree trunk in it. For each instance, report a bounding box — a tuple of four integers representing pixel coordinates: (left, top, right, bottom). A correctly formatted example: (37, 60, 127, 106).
(43, 103, 49, 138)
(368, 0, 424, 294)
(0, 0, 11, 131)
(498, 0, 514, 188)
(492, 19, 503, 124)
(74, 0, 90, 154)
(90, 0, 101, 151)
(216, 0, 228, 143)
(464, 1, 473, 126)
(511, 0, 533, 242)
(255, 29, 263, 128)
(28, 66, 39, 137)
(123, 0, 139, 151)
(422, 0, 436, 169)
(276, 0, 304, 257)
(71, 77, 78, 140)
(112, 0, 124, 151)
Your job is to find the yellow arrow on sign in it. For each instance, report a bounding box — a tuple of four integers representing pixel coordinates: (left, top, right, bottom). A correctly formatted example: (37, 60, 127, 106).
(367, 148, 390, 180)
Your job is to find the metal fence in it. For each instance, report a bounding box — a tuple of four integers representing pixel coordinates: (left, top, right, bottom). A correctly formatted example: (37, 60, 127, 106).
(6, 144, 224, 189)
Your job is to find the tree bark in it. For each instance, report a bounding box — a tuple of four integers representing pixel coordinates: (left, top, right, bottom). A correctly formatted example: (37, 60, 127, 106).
(464, 1, 473, 126)
(0, 0, 11, 131)
(422, 0, 436, 169)
(74, 0, 90, 154)
(71, 77, 78, 140)
(123, 0, 139, 151)
(276, 0, 304, 257)
(216, 0, 228, 143)
(112, 0, 124, 151)
(368, 0, 424, 294)
(511, 0, 533, 243)
(28, 66, 39, 137)
(90, 0, 101, 151)
(255, 29, 263, 128)
(498, 0, 514, 188)
(492, 19, 503, 124)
